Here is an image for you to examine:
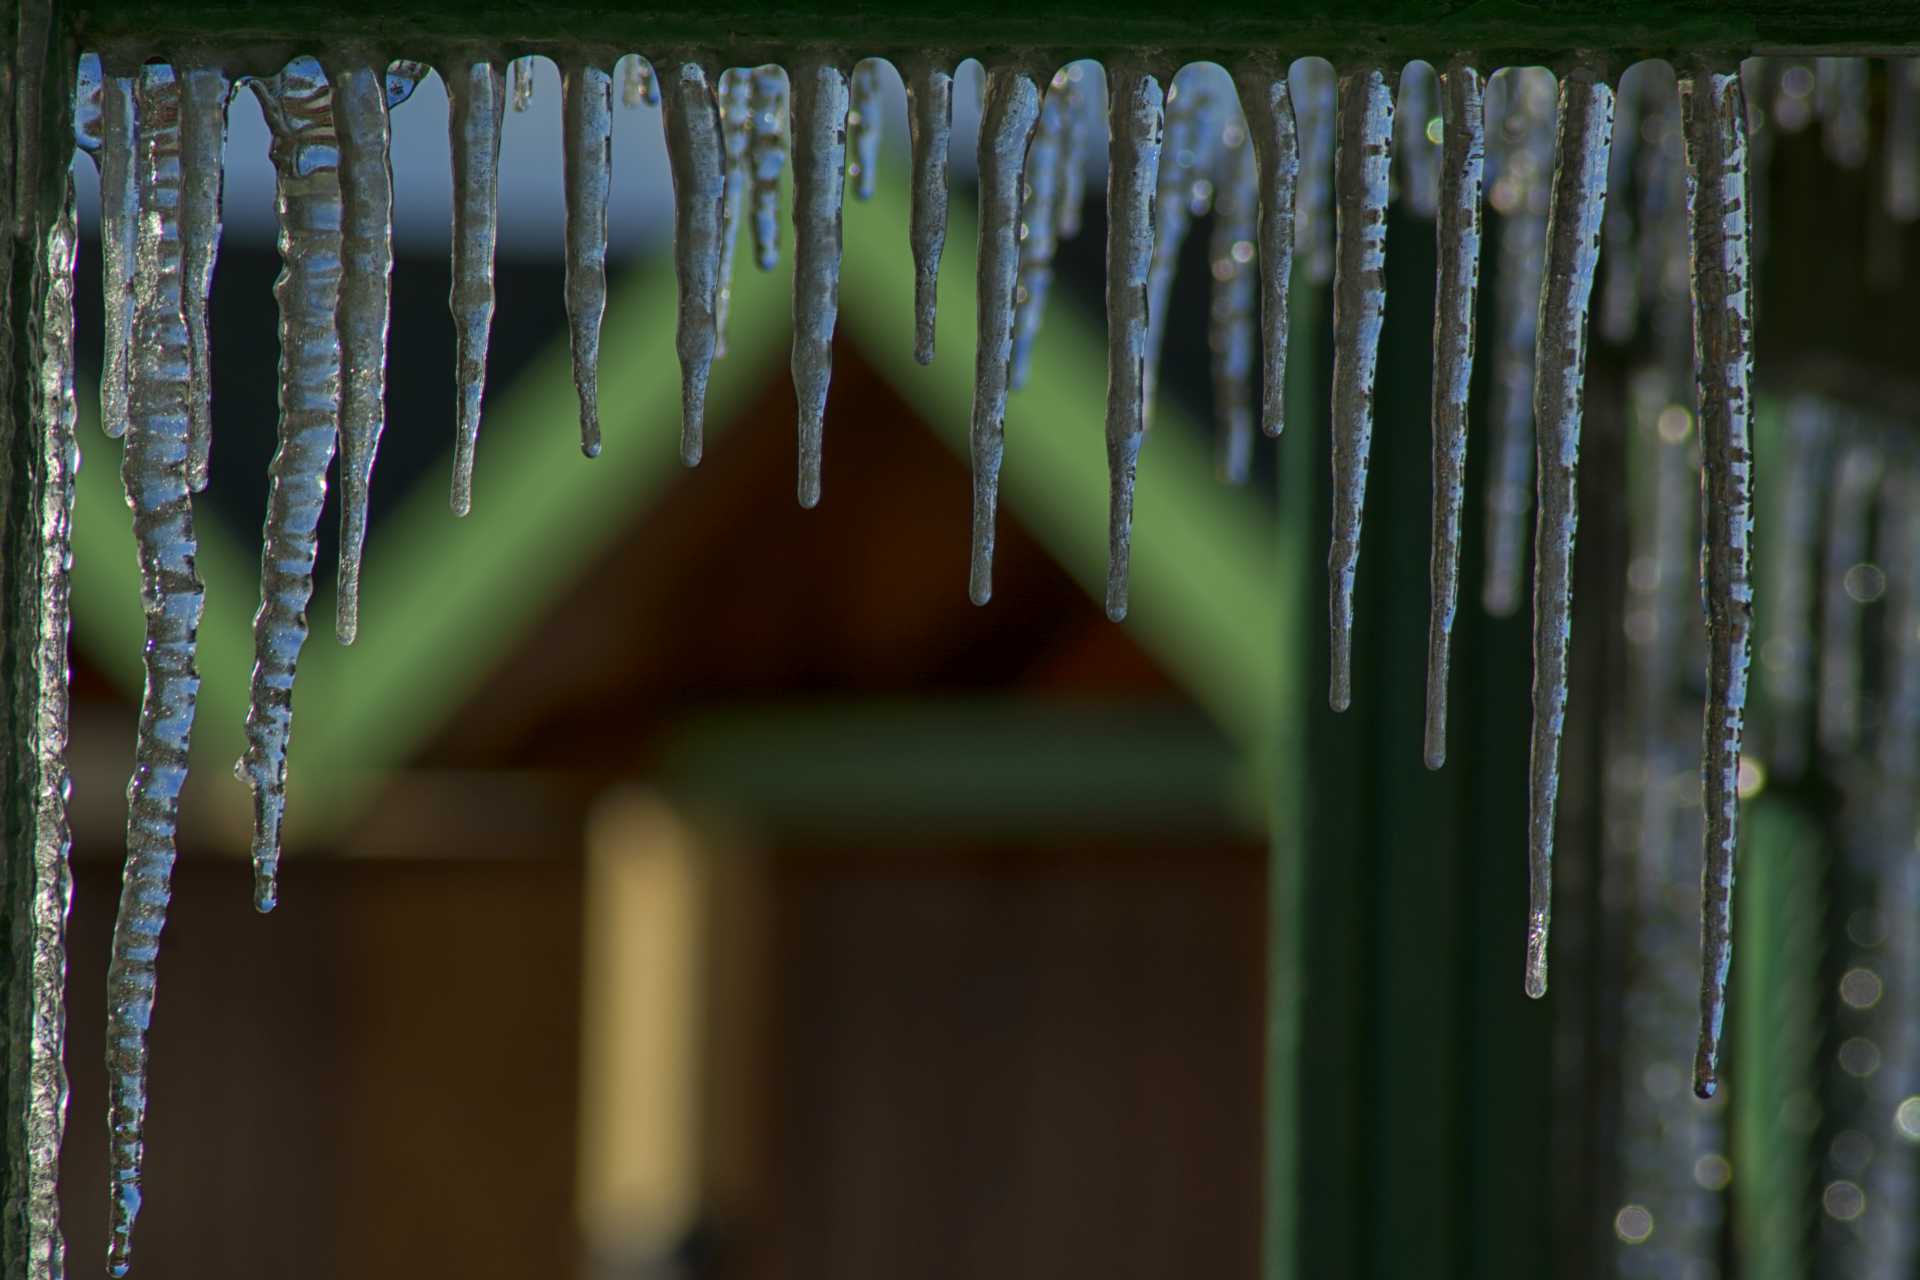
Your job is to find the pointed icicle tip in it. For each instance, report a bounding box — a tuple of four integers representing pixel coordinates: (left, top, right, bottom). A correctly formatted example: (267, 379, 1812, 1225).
(447, 59, 507, 517)
(661, 57, 727, 469)
(906, 58, 955, 367)
(788, 57, 852, 510)
(561, 61, 613, 460)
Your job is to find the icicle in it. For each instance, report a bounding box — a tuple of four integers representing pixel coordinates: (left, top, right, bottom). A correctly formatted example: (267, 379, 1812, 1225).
(747, 65, 788, 272)
(1291, 58, 1336, 286)
(1815, 56, 1868, 170)
(1395, 60, 1439, 219)
(446, 59, 505, 516)
(1141, 68, 1224, 425)
(511, 56, 535, 112)
(1679, 63, 1753, 1099)
(1054, 62, 1090, 242)
(966, 62, 1044, 605)
(1819, 441, 1881, 760)
(622, 55, 658, 109)
(384, 60, 426, 109)
(328, 59, 395, 645)
(660, 57, 727, 467)
(1597, 61, 1645, 346)
(1638, 64, 1690, 375)
(1887, 60, 1920, 224)
(561, 60, 612, 458)
(1422, 61, 1485, 769)
(1009, 77, 1065, 391)
(238, 56, 343, 917)
(178, 67, 228, 495)
(75, 51, 103, 161)
(99, 66, 137, 440)
(847, 59, 884, 201)
(788, 56, 851, 509)
(1481, 67, 1555, 618)
(1230, 58, 1297, 440)
(1524, 62, 1613, 1000)
(1207, 112, 1257, 483)
(1102, 64, 1166, 622)
(107, 64, 201, 1278)
(1326, 65, 1393, 712)
(714, 68, 752, 360)
(1763, 397, 1829, 780)
(26, 160, 80, 1280)
(904, 58, 953, 365)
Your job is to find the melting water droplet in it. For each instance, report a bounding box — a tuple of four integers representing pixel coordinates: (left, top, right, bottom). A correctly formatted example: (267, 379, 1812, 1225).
(660, 57, 727, 467)
(1009, 70, 1068, 392)
(747, 66, 789, 272)
(1679, 62, 1753, 1098)
(714, 67, 754, 361)
(904, 57, 954, 365)
(107, 63, 203, 1278)
(561, 60, 612, 458)
(1423, 61, 1485, 769)
(446, 59, 506, 516)
(1102, 64, 1166, 622)
(789, 56, 851, 509)
(1230, 58, 1297, 440)
(99, 65, 138, 441)
(1327, 65, 1393, 713)
(967, 63, 1044, 605)
(1522, 62, 1612, 1000)
(178, 66, 229, 494)
(1208, 105, 1258, 483)
(847, 58, 884, 201)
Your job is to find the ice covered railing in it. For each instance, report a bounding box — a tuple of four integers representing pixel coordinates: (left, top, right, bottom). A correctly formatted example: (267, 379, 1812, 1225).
(4, 0, 1920, 1272)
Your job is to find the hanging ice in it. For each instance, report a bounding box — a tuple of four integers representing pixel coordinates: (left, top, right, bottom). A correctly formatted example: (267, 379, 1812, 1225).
(1394, 60, 1440, 219)
(1423, 61, 1485, 769)
(1679, 63, 1753, 1098)
(328, 60, 395, 645)
(1053, 63, 1091, 242)
(1141, 68, 1224, 423)
(660, 58, 727, 467)
(966, 63, 1043, 605)
(106, 64, 201, 1278)
(1326, 65, 1392, 713)
(1208, 111, 1257, 483)
(747, 66, 788, 272)
(98, 66, 137, 441)
(1009, 75, 1067, 391)
(1229, 58, 1297, 440)
(904, 58, 954, 365)
(1597, 62, 1645, 346)
(714, 68, 753, 360)
(788, 57, 851, 509)
(1523, 62, 1612, 1000)
(1101, 64, 1165, 622)
(623, 55, 658, 109)
(561, 60, 612, 458)
(446, 59, 505, 516)
(848, 59, 884, 201)
(178, 66, 228, 494)
(237, 57, 343, 918)
(1291, 58, 1336, 286)
(511, 56, 535, 112)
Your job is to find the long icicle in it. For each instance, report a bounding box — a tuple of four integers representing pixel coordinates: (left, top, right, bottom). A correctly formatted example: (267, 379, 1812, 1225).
(1009, 74, 1066, 392)
(1681, 62, 1753, 1099)
(904, 57, 954, 365)
(1523, 62, 1613, 1000)
(1423, 61, 1485, 769)
(661, 57, 727, 466)
(329, 58, 395, 645)
(1207, 111, 1258, 483)
(561, 59, 612, 458)
(1327, 64, 1393, 712)
(106, 64, 200, 1278)
(747, 66, 788, 272)
(1102, 63, 1166, 622)
(1231, 57, 1297, 440)
(98, 66, 137, 440)
(237, 58, 343, 917)
(446, 58, 505, 516)
(967, 62, 1044, 605)
(177, 66, 228, 493)
(788, 55, 851, 509)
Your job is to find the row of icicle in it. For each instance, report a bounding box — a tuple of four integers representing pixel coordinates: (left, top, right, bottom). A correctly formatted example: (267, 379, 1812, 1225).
(46, 43, 1920, 1275)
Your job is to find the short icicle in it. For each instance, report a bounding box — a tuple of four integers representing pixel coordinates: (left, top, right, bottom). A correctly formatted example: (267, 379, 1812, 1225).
(1102, 63, 1167, 622)
(1053, 63, 1091, 242)
(561, 59, 613, 458)
(788, 56, 852, 509)
(660, 56, 727, 466)
(328, 57, 396, 645)
(98, 65, 137, 439)
(1523, 62, 1613, 1000)
(445, 58, 506, 516)
(1207, 113, 1257, 482)
(1423, 60, 1485, 769)
(1009, 77, 1066, 391)
(714, 68, 753, 360)
(178, 66, 229, 493)
(1680, 62, 1753, 1099)
(75, 51, 103, 161)
(511, 56, 535, 112)
(847, 59, 884, 201)
(904, 57, 954, 364)
(1326, 64, 1393, 712)
(1292, 58, 1336, 286)
(1229, 58, 1297, 439)
(237, 58, 344, 918)
(747, 66, 788, 271)
(107, 64, 201, 1278)
(967, 62, 1044, 605)
(623, 55, 658, 109)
